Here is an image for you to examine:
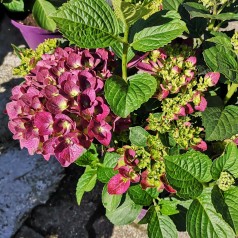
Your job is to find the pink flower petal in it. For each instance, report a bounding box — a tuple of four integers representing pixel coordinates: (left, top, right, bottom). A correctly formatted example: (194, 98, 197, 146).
(108, 174, 131, 195)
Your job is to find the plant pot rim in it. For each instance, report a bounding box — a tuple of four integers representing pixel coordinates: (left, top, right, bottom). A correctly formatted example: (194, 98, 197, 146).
(11, 19, 58, 34)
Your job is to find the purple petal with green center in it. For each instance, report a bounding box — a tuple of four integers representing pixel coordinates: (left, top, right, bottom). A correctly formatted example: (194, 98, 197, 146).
(63, 80, 80, 97)
(53, 114, 75, 135)
(88, 120, 112, 146)
(67, 52, 82, 69)
(34, 112, 54, 135)
(55, 134, 86, 167)
(46, 95, 68, 114)
(44, 85, 59, 98)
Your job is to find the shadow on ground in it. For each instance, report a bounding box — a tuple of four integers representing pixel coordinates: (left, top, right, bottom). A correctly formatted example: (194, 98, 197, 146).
(14, 165, 114, 238)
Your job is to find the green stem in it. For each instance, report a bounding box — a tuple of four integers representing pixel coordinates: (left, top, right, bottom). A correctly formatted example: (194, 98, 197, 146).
(122, 25, 129, 82)
(224, 83, 238, 104)
(208, 3, 217, 31)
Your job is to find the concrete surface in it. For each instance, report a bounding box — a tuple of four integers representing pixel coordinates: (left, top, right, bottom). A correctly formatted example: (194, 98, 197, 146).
(0, 148, 64, 237)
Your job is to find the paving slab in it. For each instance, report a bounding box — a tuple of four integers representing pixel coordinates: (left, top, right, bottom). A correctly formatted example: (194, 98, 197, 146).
(0, 148, 64, 238)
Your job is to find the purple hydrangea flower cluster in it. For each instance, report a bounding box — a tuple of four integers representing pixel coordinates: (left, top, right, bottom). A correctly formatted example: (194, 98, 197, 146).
(6, 47, 118, 167)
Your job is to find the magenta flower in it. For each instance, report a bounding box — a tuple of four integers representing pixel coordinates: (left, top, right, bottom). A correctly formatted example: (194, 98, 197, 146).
(108, 173, 131, 195)
(34, 112, 54, 135)
(88, 120, 112, 146)
(192, 140, 207, 151)
(204, 72, 220, 86)
(194, 96, 207, 112)
(108, 166, 140, 195)
(6, 46, 116, 167)
(54, 133, 86, 167)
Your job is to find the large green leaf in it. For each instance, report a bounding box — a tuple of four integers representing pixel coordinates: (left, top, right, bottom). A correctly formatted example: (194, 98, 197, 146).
(32, 0, 57, 32)
(106, 194, 142, 225)
(148, 206, 178, 238)
(131, 18, 187, 52)
(211, 142, 238, 180)
(3, 0, 24, 11)
(159, 199, 179, 216)
(224, 187, 238, 235)
(165, 150, 212, 199)
(76, 167, 97, 205)
(187, 188, 236, 238)
(183, 2, 238, 20)
(202, 106, 238, 141)
(112, 0, 150, 26)
(128, 184, 153, 206)
(203, 46, 238, 83)
(207, 32, 233, 51)
(105, 73, 157, 118)
(52, 0, 120, 48)
(97, 152, 120, 183)
(163, 0, 184, 11)
(129, 126, 149, 147)
(102, 184, 122, 212)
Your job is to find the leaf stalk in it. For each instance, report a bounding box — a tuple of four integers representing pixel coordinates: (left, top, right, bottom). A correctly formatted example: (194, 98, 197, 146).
(122, 24, 129, 82)
(224, 83, 238, 105)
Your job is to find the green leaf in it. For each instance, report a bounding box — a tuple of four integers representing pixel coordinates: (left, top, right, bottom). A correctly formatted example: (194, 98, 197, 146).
(97, 152, 121, 183)
(224, 186, 238, 235)
(105, 73, 157, 118)
(211, 142, 238, 180)
(203, 46, 238, 83)
(187, 188, 236, 238)
(165, 150, 212, 199)
(76, 167, 97, 205)
(183, 2, 238, 20)
(128, 185, 153, 206)
(112, 0, 150, 26)
(163, 0, 184, 11)
(148, 206, 178, 238)
(216, 52, 238, 82)
(97, 168, 117, 183)
(103, 152, 121, 168)
(207, 33, 233, 51)
(145, 187, 160, 199)
(131, 18, 187, 52)
(129, 126, 149, 147)
(111, 42, 135, 62)
(159, 199, 179, 216)
(75, 144, 98, 167)
(3, 0, 24, 12)
(102, 184, 122, 212)
(106, 194, 142, 225)
(52, 0, 120, 48)
(202, 106, 238, 141)
(32, 0, 57, 32)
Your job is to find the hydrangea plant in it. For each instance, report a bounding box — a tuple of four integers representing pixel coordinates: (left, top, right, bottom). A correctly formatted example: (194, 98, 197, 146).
(7, 0, 238, 237)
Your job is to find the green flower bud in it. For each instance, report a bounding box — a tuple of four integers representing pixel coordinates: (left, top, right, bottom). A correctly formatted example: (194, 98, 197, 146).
(217, 171, 235, 191)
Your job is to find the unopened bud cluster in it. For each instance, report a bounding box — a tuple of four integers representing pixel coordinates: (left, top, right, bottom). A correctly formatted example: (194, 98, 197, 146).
(129, 45, 220, 151)
(231, 32, 238, 54)
(199, 0, 235, 9)
(218, 171, 235, 191)
(13, 39, 58, 77)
